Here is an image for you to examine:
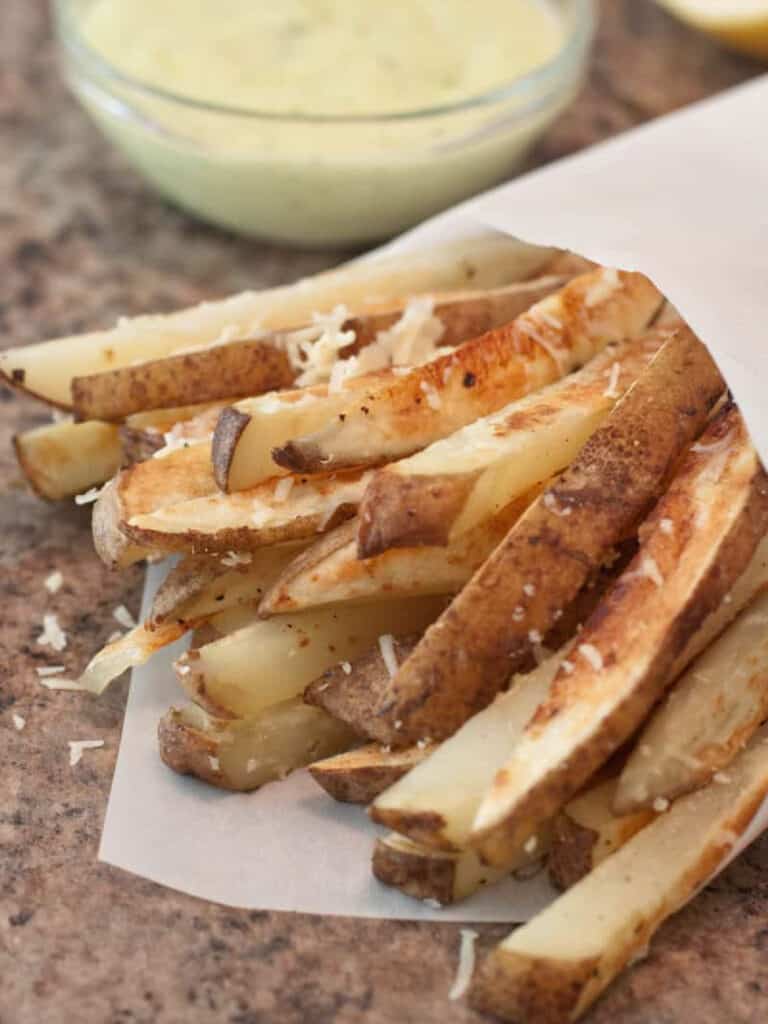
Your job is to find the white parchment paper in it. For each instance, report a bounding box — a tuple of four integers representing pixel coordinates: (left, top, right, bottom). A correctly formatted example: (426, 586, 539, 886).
(100, 74, 768, 918)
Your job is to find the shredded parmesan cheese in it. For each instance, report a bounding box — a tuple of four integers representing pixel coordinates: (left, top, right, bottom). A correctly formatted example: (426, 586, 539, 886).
(37, 613, 67, 652)
(449, 929, 479, 1001)
(528, 629, 542, 645)
(522, 583, 536, 597)
(340, 661, 352, 675)
(713, 772, 731, 785)
(40, 678, 86, 691)
(652, 797, 670, 813)
(74, 484, 105, 505)
(273, 477, 295, 503)
(44, 570, 63, 594)
(512, 606, 525, 623)
(12, 713, 26, 731)
(543, 492, 572, 517)
(561, 659, 575, 675)
(107, 630, 124, 643)
(524, 835, 538, 854)
(603, 361, 621, 398)
(659, 518, 674, 535)
(221, 551, 253, 567)
(113, 605, 138, 630)
(68, 739, 104, 767)
(584, 267, 621, 308)
(578, 643, 604, 672)
(378, 634, 398, 678)
(36, 665, 65, 677)
(208, 756, 220, 772)
(246, 758, 258, 773)
(641, 556, 664, 588)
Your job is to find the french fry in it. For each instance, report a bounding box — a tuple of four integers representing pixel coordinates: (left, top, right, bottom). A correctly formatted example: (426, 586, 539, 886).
(369, 330, 724, 745)
(122, 469, 372, 558)
(357, 331, 664, 555)
(159, 699, 357, 792)
(469, 725, 768, 1024)
(92, 443, 216, 568)
(259, 496, 530, 614)
(211, 374, 376, 493)
(272, 270, 662, 473)
(72, 340, 294, 422)
(1, 236, 553, 408)
(471, 405, 768, 867)
(309, 744, 433, 804)
(372, 833, 516, 907)
(370, 655, 561, 851)
(211, 276, 570, 492)
(79, 622, 187, 696)
(149, 543, 305, 628)
(13, 419, 121, 501)
(616, 585, 768, 813)
(175, 596, 446, 719)
(120, 401, 226, 463)
(547, 778, 656, 891)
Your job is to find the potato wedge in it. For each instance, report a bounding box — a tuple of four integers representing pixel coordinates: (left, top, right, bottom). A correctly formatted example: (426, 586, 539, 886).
(272, 269, 662, 473)
(92, 443, 216, 567)
(357, 331, 665, 555)
(372, 833, 515, 906)
(211, 375, 376, 493)
(260, 496, 530, 614)
(13, 419, 121, 501)
(120, 401, 226, 463)
(1, 236, 552, 408)
(123, 469, 372, 558)
(309, 744, 433, 804)
(212, 276, 570, 492)
(469, 725, 768, 1024)
(72, 340, 294, 421)
(175, 596, 445, 719)
(149, 543, 305, 629)
(159, 699, 357, 792)
(548, 778, 655, 891)
(370, 655, 561, 851)
(472, 405, 768, 866)
(79, 621, 186, 695)
(370, 330, 724, 744)
(617, 585, 768, 814)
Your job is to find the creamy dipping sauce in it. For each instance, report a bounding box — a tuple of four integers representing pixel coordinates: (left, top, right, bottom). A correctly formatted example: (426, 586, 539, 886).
(61, 0, 591, 244)
(80, 0, 564, 116)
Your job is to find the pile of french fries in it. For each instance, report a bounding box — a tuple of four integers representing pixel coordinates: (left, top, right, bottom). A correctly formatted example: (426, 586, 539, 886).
(7, 234, 768, 1023)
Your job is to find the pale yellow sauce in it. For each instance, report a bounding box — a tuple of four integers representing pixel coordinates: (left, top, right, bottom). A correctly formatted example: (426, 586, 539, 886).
(80, 0, 564, 116)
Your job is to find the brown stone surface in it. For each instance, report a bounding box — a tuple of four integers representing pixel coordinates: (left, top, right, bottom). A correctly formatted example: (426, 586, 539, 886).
(1, 2, 766, 1021)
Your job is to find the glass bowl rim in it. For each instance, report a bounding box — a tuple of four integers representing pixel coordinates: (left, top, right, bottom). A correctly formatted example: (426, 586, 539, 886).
(54, 0, 596, 124)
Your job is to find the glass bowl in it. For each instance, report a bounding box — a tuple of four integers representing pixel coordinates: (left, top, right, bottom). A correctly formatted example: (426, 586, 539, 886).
(53, 0, 595, 247)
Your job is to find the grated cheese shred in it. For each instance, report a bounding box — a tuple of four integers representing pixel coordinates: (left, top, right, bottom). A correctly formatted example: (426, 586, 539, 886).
(44, 570, 63, 594)
(113, 605, 138, 630)
(37, 613, 67, 652)
(449, 929, 479, 1001)
(378, 634, 399, 678)
(69, 739, 104, 767)
(578, 643, 604, 672)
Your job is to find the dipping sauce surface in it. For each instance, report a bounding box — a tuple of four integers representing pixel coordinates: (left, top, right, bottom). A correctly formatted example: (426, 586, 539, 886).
(80, 0, 565, 115)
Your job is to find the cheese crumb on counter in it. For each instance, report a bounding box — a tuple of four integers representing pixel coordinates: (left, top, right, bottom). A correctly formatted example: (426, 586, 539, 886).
(69, 739, 104, 767)
(37, 614, 67, 652)
(449, 929, 479, 1001)
(44, 570, 64, 594)
(113, 604, 138, 630)
(12, 714, 26, 731)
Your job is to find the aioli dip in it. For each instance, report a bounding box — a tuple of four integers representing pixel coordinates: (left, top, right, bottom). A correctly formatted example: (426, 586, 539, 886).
(60, 0, 592, 244)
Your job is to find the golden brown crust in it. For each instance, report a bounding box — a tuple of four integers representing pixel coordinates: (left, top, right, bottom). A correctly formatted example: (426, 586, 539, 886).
(370, 329, 725, 745)
(71, 340, 294, 421)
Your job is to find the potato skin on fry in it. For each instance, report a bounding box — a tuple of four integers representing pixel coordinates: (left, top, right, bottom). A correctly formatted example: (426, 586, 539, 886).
(372, 838, 457, 905)
(305, 637, 420, 745)
(211, 407, 252, 491)
(309, 744, 430, 804)
(358, 471, 481, 555)
(371, 329, 725, 744)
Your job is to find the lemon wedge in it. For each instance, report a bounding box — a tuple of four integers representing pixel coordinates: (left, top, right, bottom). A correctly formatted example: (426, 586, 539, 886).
(657, 0, 768, 58)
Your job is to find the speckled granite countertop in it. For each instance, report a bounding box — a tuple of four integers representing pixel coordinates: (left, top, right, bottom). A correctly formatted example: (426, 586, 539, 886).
(1, 3, 766, 1022)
